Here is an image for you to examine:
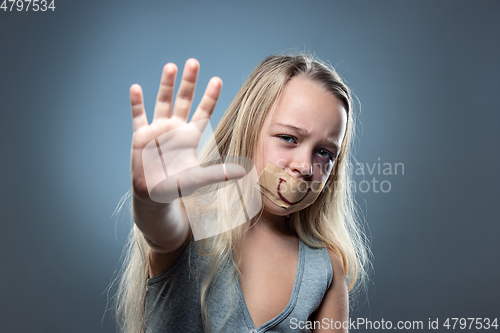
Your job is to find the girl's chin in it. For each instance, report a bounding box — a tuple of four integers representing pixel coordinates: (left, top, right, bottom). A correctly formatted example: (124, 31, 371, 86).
(262, 196, 299, 216)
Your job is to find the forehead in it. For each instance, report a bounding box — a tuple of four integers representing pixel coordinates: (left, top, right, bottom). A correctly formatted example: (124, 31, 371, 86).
(269, 77, 347, 139)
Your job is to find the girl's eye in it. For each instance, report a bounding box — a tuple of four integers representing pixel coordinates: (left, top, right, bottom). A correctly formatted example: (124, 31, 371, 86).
(278, 135, 297, 144)
(317, 149, 335, 161)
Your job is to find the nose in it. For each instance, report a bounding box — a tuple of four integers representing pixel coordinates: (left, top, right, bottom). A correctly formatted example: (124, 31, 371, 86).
(289, 154, 313, 180)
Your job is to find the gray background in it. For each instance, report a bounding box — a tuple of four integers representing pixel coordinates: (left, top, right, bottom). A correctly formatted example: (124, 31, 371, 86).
(1, 0, 499, 332)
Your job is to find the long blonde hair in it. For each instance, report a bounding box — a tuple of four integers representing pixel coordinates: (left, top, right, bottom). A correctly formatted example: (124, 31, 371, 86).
(114, 53, 370, 333)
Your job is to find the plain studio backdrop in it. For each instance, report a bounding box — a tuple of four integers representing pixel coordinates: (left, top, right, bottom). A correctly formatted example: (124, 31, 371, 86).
(1, 1, 498, 332)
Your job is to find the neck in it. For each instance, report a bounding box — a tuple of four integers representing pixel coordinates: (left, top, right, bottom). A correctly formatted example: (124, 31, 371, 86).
(251, 209, 294, 236)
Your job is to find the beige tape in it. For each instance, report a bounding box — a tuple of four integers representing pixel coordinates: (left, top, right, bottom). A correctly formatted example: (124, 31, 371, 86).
(255, 162, 324, 210)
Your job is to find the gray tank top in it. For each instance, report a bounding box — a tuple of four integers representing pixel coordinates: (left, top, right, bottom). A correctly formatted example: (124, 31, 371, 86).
(145, 236, 333, 333)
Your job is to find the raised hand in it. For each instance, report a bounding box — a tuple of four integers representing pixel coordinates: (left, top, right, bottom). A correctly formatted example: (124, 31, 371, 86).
(129, 59, 245, 206)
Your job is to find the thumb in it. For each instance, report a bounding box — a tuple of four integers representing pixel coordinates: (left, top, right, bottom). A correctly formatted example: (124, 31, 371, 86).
(175, 163, 246, 197)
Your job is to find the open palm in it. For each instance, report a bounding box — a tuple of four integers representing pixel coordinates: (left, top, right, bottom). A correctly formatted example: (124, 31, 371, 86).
(130, 59, 244, 204)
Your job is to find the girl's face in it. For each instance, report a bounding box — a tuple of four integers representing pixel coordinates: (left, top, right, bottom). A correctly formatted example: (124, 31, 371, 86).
(254, 76, 347, 216)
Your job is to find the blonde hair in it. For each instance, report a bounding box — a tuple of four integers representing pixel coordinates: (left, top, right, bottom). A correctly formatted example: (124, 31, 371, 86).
(114, 53, 370, 333)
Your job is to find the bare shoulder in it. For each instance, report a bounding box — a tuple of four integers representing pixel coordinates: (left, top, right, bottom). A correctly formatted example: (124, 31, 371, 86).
(309, 247, 349, 332)
(324, 247, 348, 307)
(326, 247, 346, 280)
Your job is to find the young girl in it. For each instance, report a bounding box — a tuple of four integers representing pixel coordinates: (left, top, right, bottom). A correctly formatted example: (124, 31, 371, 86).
(115, 54, 369, 332)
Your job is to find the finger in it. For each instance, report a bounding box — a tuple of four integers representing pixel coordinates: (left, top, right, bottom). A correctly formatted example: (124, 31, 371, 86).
(153, 63, 177, 121)
(171, 58, 199, 120)
(130, 84, 148, 132)
(204, 163, 246, 183)
(190, 77, 222, 123)
(177, 163, 246, 196)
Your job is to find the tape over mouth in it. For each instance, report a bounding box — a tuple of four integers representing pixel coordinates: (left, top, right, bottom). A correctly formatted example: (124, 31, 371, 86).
(255, 162, 324, 210)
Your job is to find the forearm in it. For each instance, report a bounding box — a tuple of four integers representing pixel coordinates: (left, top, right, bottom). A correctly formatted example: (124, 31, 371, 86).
(132, 191, 190, 253)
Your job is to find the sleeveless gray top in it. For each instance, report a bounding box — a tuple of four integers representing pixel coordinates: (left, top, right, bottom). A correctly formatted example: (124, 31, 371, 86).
(145, 236, 333, 333)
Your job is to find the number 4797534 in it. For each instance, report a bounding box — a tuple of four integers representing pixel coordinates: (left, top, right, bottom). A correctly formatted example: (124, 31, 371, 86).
(443, 318, 498, 330)
(1, 0, 55, 11)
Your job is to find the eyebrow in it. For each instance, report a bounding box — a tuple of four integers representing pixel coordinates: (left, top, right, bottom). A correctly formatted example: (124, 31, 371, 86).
(272, 123, 340, 151)
(273, 123, 309, 136)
